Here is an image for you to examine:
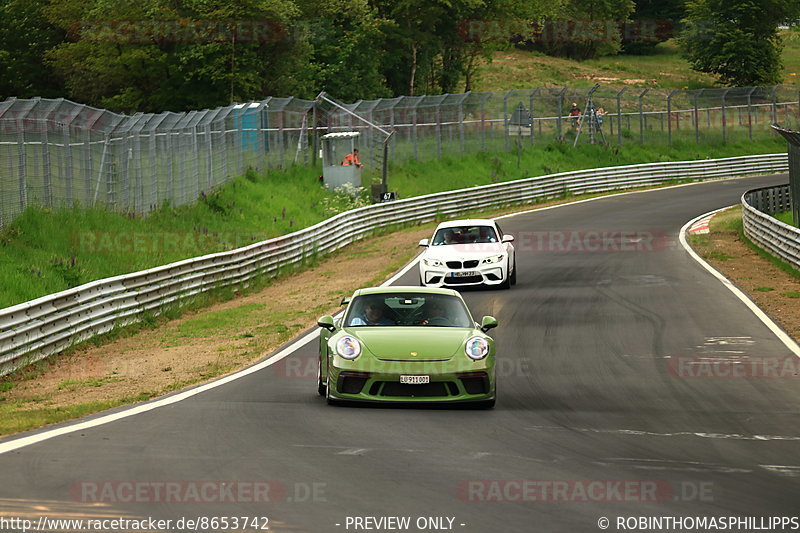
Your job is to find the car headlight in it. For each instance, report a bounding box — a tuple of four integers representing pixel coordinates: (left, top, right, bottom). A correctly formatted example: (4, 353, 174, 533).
(465, 336, 490, 360)
(336, 336, 362, 359)
(423, 257, 443, 267)
(482, 254, 505, 264)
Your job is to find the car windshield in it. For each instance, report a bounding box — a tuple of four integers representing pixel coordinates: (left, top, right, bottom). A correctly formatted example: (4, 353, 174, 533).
(344, 293, 473, 328)
(432, 226, 498, 246)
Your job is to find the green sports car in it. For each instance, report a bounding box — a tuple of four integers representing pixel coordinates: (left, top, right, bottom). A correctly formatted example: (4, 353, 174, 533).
(316, 286, 498, 407)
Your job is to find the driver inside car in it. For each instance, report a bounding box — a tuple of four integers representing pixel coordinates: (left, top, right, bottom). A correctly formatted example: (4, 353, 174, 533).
(417, 299, 451, 326)
(350, 301, 395, 326)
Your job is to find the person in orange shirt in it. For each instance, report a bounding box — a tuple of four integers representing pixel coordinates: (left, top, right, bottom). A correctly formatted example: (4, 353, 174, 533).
(342, 148, 363, 168)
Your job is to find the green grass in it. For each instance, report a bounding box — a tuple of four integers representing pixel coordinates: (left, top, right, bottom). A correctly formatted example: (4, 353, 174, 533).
(471, 34, 800, 91)
(0, 135, 787, 309)
(774, 211, 797, 228)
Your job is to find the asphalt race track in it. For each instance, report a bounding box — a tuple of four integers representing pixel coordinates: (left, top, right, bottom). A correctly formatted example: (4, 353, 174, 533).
(1, 174, 798, 533)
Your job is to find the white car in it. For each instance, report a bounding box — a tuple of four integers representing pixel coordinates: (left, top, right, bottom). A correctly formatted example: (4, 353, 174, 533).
(418, 219, 516, 289)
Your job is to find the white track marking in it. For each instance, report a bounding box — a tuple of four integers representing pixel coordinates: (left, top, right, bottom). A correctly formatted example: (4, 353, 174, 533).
(679, 208, 800, 358)
(0, 176, 785, 455)
(525, 425, 800, 441)
(0, 331, 318, 455)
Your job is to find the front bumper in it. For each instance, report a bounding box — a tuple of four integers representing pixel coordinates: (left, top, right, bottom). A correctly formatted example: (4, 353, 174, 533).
(419, 262, 508, 288)
(327, 356, 495, 403)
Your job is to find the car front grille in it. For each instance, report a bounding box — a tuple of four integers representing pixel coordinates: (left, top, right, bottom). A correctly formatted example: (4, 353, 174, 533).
(444, 275, 483, 285)
(337, 373, 369, 394)
(379, 382, 449, 397)
(459, 372, 490, 395)
(445, 260, 480, 269)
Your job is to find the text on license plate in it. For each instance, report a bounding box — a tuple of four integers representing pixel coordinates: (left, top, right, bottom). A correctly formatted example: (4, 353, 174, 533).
(449, 271, 479, 278)
(400, 375, 430, 384)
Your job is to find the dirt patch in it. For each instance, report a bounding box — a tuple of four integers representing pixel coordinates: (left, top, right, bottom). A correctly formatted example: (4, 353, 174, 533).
(690, 207, 800, 341)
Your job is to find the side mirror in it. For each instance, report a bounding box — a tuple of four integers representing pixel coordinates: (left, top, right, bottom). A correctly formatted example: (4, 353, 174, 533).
(418, 239, 429, 247)
(317, 315, 336, 332)
(502, 234, 515, 243)
(480, 316, 498, 333)
(340, 296, 351, 306)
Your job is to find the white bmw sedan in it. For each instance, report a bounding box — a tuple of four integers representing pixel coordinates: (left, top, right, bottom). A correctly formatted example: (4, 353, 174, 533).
(418, 219, 516, 289)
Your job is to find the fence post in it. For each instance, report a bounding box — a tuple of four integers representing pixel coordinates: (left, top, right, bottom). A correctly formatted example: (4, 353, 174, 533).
(41, 120, 52, 207)
(63, 123, 74, 207)
(693, 90, 700, 144)
(503, 91, 511, 152)
(85, 130, 93, 205)
(556, 87, 567, 141)
(638, 88, 649, 145)
(205, 123, 213, 191)
(771, 85, 779, 125)
(667, 90, 677, 146)
(311, 102, 317, 167)
(412, 100, 419, 160)
(530, 88, 541, 146)
(436, 101, 443, 158)
(458, 95, 465, 153)
(721, 87, 731, 143)
(746, 87, 756, 141)
(616, 87, 627, 146)
(16, 119, 27, 212)
(480, 99, 486, 150)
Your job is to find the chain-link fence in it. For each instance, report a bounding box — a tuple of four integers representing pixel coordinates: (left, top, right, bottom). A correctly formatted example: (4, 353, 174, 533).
(340, 85, 800, 162)
(2, 85, 799, 228)
(0, 96, 313, 227)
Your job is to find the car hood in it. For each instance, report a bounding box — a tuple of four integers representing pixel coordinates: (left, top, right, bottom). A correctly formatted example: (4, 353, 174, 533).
(345, 327, 475, 361)
(425, 242, 506, 259)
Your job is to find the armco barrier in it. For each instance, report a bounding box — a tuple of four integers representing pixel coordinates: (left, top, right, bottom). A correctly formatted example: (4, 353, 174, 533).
(742, 184, 800, 271)
(0, 154, 789, 376)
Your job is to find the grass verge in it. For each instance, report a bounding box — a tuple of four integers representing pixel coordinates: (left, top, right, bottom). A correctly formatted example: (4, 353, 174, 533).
(688, 207, 800, 351)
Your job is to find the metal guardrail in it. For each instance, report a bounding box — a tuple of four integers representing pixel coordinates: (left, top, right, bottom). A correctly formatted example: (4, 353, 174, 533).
(0, 153, 789, 377)
(742, 184, 800, 271)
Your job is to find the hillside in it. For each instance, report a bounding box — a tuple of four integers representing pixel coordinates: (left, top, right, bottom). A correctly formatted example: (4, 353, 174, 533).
(469, 34, 800, 92)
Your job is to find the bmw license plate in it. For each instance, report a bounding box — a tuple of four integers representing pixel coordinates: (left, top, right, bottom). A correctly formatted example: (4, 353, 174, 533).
(400, 375, 430, 384)
(449, 271, 478, 278)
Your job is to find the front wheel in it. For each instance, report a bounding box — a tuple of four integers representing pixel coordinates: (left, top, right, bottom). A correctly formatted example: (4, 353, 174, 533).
(325, 375, 340, 405)
(317, 357, 326, 397)
(510, 259, 517, 286)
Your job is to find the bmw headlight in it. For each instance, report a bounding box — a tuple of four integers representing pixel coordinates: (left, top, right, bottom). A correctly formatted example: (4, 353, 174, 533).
(336, 336, 362, 359)
(465, 336, 490, 360)
(482, 254, 505, 264)
(423, 257, 444, 267)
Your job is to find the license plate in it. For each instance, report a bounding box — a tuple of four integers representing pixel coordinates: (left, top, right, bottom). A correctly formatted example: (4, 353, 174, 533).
(449, 271, 479, 278)
(400, 375, 430, 384)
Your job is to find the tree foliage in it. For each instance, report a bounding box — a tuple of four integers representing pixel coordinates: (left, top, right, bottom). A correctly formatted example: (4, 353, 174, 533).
(621, 0, 685, 55)
(0, 0, 65, 98)
(679, 0, 799, 86)
(6, 0, 792, 111)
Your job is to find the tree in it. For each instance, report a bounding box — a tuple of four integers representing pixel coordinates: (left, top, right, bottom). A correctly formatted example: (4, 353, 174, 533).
(679, 0, 800, 86)
(296, 0, 394, 101)
(43, 0, 315, 112)
(0, 0, 65, 99)
(621, 0, 685, 55)
(520, 0, 634, 60)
